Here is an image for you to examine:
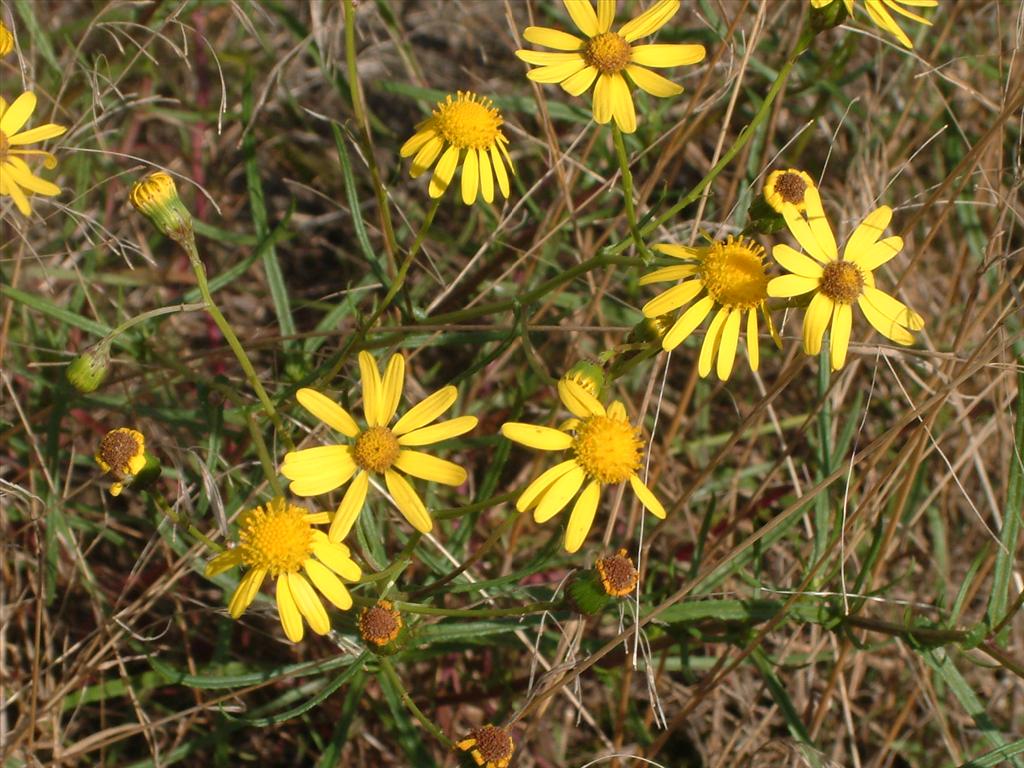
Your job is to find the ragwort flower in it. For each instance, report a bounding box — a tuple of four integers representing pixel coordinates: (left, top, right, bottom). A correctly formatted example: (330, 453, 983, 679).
(500, 377, 665, 553)
(456, 724, 515, 768)
(640, 235, 772, 380)
(515, 0, 706, 133)
(767, 187, 924, 370)
(810, 0, 937, 48)
(95, 428, 147, 496)
(0, 92, 67, 216)
(282, 352, 477, 541)
(205, 498, 361, 643)
(400, 91, 514, 205)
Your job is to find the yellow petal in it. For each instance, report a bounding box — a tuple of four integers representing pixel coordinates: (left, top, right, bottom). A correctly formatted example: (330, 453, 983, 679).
(7, 123, 66, 146)
(638, 265, 697, 285)
(625, 64, 683, 97)
(384, 469, 433, 533)
(489, 144, 511, 198)
(304, 559, 353, 610)
(803, 188, 838, 261)
(746, 309, 760, 372)
(397, 415, 477, 446)
(662, 295, 713, 350)
(629, 474, 666, 518)
(782, 201, 832, 263)
(698, 306, 729, 378)
(557, 377, 606, 418)
(284, 449, 357, 496)
(861, 284, 924, 330)
(5, 157, 60, 195)
(716, 307, 742, 381)
(526, 59, 589, 84)
(562, 0, 601, 36)
(410, 135, 445, 178)
(393, 386, 457, 435)
(313, 533, 363, 581)
(641, 279, 702, 317)
(394, 449, 467, 486)
(2, 171, 33, 215)
(328, 470, 369, 543)
(358, 351, 383, 427)
(296, 388, 360, 437)
(653, 243, 699, 259)
(618, 0, 679, 42)
(516, 50, 585, 65)
(523, 25, 586, 50)
(629, 43, 705, 68)
(276, 575, 304, 643)
(500, 422, 573, 451)
(865, 0, 913, 46)
(592, 73, 614, 124)
(461, 142, 479, 205)
(205, 549, 243, 577)
(857, 295, 915, 345)
(228, 567, 266, 617)
(767, 274, 819, 298)
(429, 145, 459, 198)
(478, 148, 494, 204)
(850, 235, 903, 272)
(561, 64, 599, 96)
(845, 205, 893, 258)
(609, 74, 636, 133)
(287, 572, 330, 635)
(607, 400, 627, 420)
(596, 0, 615, 32)
(803, 292, 834, 356)
(379, 354, 405, 426)
(399, 126, 436, 158)
(564, 480, 601, 553)
(0, 91, 36, 137)
(829, 302, 853, 370)
(515, 458, 579, 512)
(772, 244, 825, 278)
(533, 464, 585, 523)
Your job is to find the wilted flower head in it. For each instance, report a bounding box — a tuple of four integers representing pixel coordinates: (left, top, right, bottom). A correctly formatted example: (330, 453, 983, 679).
(456, 724, 515, 768)
(95, 428, 148, 496)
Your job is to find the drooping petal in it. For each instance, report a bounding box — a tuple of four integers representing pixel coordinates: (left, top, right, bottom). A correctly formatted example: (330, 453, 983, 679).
(489, 143, 511, 198)
(1, 171, 32, 215)
(638, 264, 697, 285)
(205, 548, 243, 577)
(803, 187, 838, 261)
(561, 64, 600, 96)
(287, 572, 330, 636)
(629, 474, 666, 518)
(461, 142, 479, 205)
(500, 422, 574, 451)
(662, 295, 714, 350)
(625, 64, 683, 97)
(478, 148, 494, 204)
(276, 575, 304, 643)
(228, 567, 266, 617)
(2, 158, 60, 196)
(328, 470, 369, 543)
(865, 0, 913, 46)
(515, 459, 579, 512)
(296, 388, 360, 437)
(393, 386, 457, 435)
(641, 279, 702, 317)
(767, 274, 820, 298)
(802, 292, 835, 356)
(562, 0, 601, 37)
(410, 135, 445, 178)
(358, 351, 383, 427)
(618, 0, 679, 42)
(829, 302, 853, 370)
(858, 295, 915, 345)
(398, 415, 478, 446)
(379, 354, 405, 425)
(312, 533, 363, 581)
(523, 25, 586, 50)
(400, 126, 437, 158)
(861, 284, 925, 330)
(773, 244, 825, 278)
(592, 73, 614, 124)
(533, 464, 586, 523)
(304, 559, 353, 610)
(608, 74, 637, 133)
(526, 59, 589, 84)
(0, 91, 37, 137)
(629, 43, 706, 68)
(384, 469, 433, 533)
(557, 377, 606, 418)
(698, 307, 729, 378)
(716, 307, 743, 381)
(746, 309, 760, 372)
(564, 480, 601, 553)
(394, 450, 467, 486)
(429, 145, 460, 198)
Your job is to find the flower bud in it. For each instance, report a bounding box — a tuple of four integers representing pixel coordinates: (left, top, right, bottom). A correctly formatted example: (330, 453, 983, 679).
(0, 21, 14, 57)
(809, 0, 850, 33)
(129, 172, 194, 246)
(561, 360, 604, 398)
(66, 340, 111, 393)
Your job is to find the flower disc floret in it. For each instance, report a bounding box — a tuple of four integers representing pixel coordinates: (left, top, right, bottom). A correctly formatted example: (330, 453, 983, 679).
(700, 237, 769, 310)
(435, 93, 503, 150)
(456, 725, 515, 768)
(238, 502, 315, 577)
(582, 32, 632, 74)
(819, 260, 865, 304)
(358, 600, 403, 647)
(352, 426, 400, 473)
(573, 415, 642, 485)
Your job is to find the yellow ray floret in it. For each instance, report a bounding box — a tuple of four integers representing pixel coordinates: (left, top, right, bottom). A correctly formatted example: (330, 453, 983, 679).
(0, 91, 67, 216)
(515, 0, 706, 133)
(281, 352, 477, 541)
(767, 186, 925, 370)
(500, 377, 665, 553)
(811, 0, 938, 48)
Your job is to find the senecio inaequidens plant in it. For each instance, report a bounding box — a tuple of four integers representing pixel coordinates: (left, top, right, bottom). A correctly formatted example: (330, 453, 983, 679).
(10, 0, 954, 761)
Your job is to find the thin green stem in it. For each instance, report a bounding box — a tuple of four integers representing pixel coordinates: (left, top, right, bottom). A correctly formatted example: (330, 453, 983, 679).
(391, 600, 559, 618)
(379, 656, 451, 747)
(152, 492, 221, 552)
(612, 125, 647, 258)
(105, 302, 206, 342)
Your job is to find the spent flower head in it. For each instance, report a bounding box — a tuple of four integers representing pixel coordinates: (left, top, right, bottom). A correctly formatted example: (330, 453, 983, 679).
(205, 498, 362, 643)
(767, 186, 924, 370)
(500, 377, 665, 553)
(357, 599, 405, 652)
(764, 169, 817, 214)
(515, 0, 705, 133)
(0, 92, 66, 216)
(282, 352, 477, 541)
(456, 725, 515, 768)
(400, 91, 514, 205)
(641, 235, 773, 380)
(95, 428, 150, 496)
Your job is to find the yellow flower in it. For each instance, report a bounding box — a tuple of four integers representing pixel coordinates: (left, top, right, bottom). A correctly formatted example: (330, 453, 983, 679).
(763, 168, 816, 214)
(0, 92, 67, 216)
(515, 0, 706, 133)
(810, 0, 937, 48)
(0, 21, 13, 57)
(767, 187, 924, 370)
(399, 91, 514, 205)
(455, 725, 515, 768)
(282, 352, 477, 541)
(640, 235, 772, 380)
(205, 498, 361, 643)
(500, 377, 665, 553)
(95, 428, 147, 496)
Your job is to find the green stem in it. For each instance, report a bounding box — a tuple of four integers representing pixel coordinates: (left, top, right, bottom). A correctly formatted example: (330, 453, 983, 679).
(105, 302, 206, 342)
(152, 492, 221, 552)
(391, 600, 559, 618)
(612, 125, 647, 257)
(379, 657, 451, 747)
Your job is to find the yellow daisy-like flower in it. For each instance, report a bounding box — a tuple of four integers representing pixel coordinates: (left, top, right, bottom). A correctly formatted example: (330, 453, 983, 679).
(640, 235, 771, 380)
(0, 21, 14, 57)
(515, 0, 706, 134)
(95, 428, 147, 497)
(763, 168, 817, 214)
(456, 725, 515, 768)
(0, 92, 67, 216)
(767, 187, 925, 370)
(399, 91, 514, 206)
(810, 0, 937, 48)
(500, 377, 665, 553)
(282, 352, 478, 541)
(205, 498, 361, 644)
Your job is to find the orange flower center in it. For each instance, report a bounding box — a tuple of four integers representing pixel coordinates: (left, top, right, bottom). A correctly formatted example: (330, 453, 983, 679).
(352, 426, 400, 473)
(582, 32, 632, 74)
(358, 600, 403, 646)
(596, 548, 640, 597)
(774, 172, 807, 205)
(819, 261, 865, 304)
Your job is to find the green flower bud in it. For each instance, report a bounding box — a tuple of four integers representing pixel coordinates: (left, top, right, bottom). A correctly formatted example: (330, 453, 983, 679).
(809, 0, 849, 33)
(129, 172, 194, 246)
(561, 360, 604, 398)
(66, 340, 111, 393)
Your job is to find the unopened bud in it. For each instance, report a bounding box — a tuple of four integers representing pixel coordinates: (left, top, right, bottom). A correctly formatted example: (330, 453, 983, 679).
(561, 361, 604, 398)
(809, 0, 849, 33)
(129, 172, 194, 245)
(66, 340, 111, 393)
